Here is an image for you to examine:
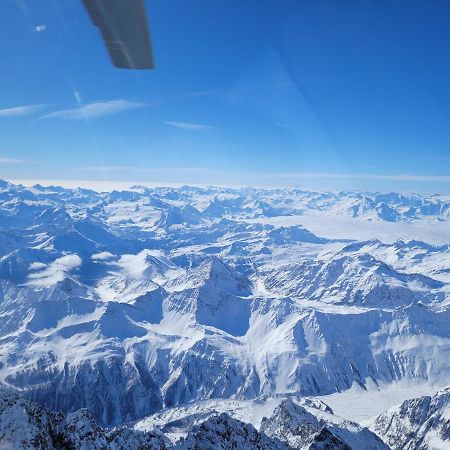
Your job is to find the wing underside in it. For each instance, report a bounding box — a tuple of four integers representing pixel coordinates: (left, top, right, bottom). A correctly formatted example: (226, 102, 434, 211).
(83, 0, 154, 70)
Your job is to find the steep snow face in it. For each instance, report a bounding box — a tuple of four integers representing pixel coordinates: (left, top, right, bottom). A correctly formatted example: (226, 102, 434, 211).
(371, 388, 450, 449)
(0, 180, 450, 431)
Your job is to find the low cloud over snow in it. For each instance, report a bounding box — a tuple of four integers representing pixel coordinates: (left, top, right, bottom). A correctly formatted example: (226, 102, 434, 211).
(27, 254, 82, 287)
(91, 251, 115, 261)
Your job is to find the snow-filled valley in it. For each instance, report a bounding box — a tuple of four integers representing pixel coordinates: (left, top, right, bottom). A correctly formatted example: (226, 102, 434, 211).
(1, 179, 450, 449)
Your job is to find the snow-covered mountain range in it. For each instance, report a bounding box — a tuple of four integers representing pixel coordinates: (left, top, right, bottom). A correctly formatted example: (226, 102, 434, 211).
(1, 180, 450, 448)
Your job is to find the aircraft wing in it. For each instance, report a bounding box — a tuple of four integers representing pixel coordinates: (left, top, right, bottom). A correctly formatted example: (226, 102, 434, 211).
(82, 0, 154, 69)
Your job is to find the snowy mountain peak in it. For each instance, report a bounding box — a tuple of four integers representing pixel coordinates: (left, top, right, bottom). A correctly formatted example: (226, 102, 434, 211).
(260, 397, 389, 450)
(201, 257, 252, 295)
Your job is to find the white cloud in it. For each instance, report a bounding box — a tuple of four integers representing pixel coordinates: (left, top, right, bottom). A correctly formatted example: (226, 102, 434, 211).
(41, 100, 146, 120)
(76, 168, 450, 183)
(76, 166, 224, 175)
(91, 251, 115, 261)
(164, 121, 213, 130)
(27, 254, 82, 288)
(275, 122, 294, 130)
(0, 105, 46, 117)
(78, 166, 146, 172)
(171, 82, 294, 99)
(252, 172, 450, 182)
(0, 157, 34, 164)
(29, 262, 47, 270)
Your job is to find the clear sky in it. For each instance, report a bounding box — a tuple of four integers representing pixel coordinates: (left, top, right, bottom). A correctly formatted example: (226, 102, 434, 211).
(1, 0, 450, 192)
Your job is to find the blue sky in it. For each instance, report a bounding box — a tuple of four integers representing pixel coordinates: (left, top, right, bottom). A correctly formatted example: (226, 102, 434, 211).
(1, 0, 450, 192)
